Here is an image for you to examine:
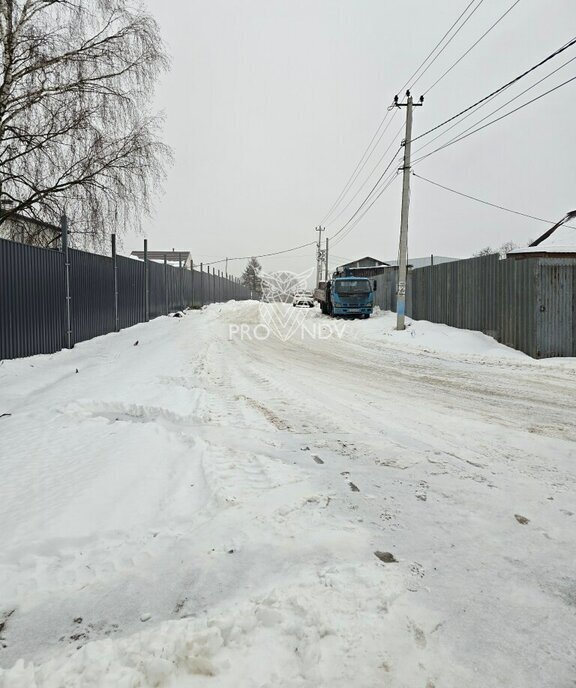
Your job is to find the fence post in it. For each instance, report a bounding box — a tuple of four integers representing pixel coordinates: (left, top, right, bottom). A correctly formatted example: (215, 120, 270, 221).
(61, 214, 72, 349)
(179, 253, 183, 310)
(200, 263, 204, 307)
(191, 260, 195, 307)
(112, 234, 119, 332)
(164, 254, 168, 315)
(144, 239, 149, 321)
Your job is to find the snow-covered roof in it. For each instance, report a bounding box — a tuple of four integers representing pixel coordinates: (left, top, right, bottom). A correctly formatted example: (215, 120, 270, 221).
(508, 226, 576, 255)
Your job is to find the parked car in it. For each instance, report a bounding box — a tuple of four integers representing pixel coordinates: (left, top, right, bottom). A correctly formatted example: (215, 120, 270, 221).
(292, 292, 315, 308)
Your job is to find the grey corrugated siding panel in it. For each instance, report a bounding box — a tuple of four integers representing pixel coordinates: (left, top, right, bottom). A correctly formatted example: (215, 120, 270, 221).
(536, 263, 576, 357)
(69, 249, 115, 345)
(0, 238, 65, 360)
(148, 260, 166, 318)
(358, 253, 572, 358)
(117, 255, 145, 328)
(1, 238, 252, 362)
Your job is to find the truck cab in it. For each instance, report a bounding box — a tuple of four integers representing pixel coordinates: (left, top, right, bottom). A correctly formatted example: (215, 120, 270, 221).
(314, 267, 375, 318)
(328, 276, 374, 317)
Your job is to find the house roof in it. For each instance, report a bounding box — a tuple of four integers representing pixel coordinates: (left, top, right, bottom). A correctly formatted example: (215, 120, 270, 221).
(339, 256, 390, 267)
(131, 250, 191, 262)
(2, 211, 60, 233)
(508, 214, 576, 255)
(385, 256, 459, 269)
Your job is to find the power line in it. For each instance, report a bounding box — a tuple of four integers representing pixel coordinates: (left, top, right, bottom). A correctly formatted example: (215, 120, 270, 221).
(326, 122, 405, 226)
(317, 0, 500, 237)
(423, 0, 522, 94)
(409, 0, 486, 91)
(413, 72, 576, 163)
(321, 110, 400, 225)
(319, 109, 397, 225)
(411, 34, 576, 144)
(331, 171, 401, 249)
(316, 1, 504, 245)
(413, 173, 576, 229)
(329, 148, 402, 242)
(398, 0, 480, 93)
(318, 0, 487, 227)
(205, 240, 317, 267)
(412, 52, 576, 159)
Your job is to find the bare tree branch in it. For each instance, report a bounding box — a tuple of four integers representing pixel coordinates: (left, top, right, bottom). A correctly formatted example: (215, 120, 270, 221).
(0, 0, 171, 248)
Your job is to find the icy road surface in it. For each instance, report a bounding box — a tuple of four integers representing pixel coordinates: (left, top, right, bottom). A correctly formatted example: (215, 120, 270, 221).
(0, 302, 575, 687)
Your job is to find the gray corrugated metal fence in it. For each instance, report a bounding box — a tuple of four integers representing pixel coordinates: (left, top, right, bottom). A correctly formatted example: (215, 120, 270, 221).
(0, 238, 65, 358)
(0, 238, 252, 361)
(69, 249, 116, 345)
(374, 254, 575, 358)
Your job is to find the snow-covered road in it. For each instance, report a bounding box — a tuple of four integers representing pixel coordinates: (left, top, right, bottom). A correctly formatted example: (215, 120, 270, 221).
(1, 302, 575, 687)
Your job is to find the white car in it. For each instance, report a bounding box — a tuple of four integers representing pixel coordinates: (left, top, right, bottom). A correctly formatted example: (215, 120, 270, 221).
(292, 292, 315, 308)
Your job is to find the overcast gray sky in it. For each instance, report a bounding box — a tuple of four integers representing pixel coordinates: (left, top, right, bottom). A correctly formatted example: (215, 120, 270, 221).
(127, 0, 576, 277)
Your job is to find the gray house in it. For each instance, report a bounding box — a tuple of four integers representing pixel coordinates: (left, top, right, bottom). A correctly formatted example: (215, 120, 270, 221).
(0, 212, 61, 248)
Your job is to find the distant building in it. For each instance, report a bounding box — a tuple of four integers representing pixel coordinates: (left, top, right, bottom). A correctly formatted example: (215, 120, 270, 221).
(0, 212, 61, 248)
(131, 250, 192, 269)
(384, 255, 459, 269)
(336, 254, 459, 277)
(336, 256, 390, 278)
(339, 256, 390, 269)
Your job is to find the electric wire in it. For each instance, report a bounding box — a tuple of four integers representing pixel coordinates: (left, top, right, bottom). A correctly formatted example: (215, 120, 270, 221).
(317, 0, 490, 233)
(412, 72, 576, 164)
(413, 173, 576, 229)
(410, 35, 576, 144)
(408, 0, 486, 91)
(319, 109, 397, 225)
(319, 0, 486, 226)
(330, 172, 401, 249)
(315, 0, 522, 251)
(204, 240, 317, 267)
(422, 0, 522, 94)
(328, 147, 402, 242)
(326, 122, 405, 226)
(412, 52, 576, 159)
(398, 0, 479, 93)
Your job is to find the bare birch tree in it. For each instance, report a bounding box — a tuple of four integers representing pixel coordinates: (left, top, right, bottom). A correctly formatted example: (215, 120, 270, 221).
(0, 0, 170, 247)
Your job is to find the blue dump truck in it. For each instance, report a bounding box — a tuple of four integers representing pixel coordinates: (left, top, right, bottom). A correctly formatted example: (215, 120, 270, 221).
(313, 272, 374, 318)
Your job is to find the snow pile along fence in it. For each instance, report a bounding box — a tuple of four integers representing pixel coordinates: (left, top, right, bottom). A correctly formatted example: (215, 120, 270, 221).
(0, 237, 251, 361)
(374, 254, 576, 358)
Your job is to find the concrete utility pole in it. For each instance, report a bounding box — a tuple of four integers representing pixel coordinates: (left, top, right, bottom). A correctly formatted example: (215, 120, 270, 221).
(395, 90, 423, 330)
(315, 226, 325, 287)
(324, 237, 329, 282)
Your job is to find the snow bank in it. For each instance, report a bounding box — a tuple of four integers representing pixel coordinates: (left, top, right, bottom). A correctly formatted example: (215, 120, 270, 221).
(363, 309, 528, 360)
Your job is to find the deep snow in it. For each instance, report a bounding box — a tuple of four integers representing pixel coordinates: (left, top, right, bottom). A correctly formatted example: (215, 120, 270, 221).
(0, 302, 575, 687)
